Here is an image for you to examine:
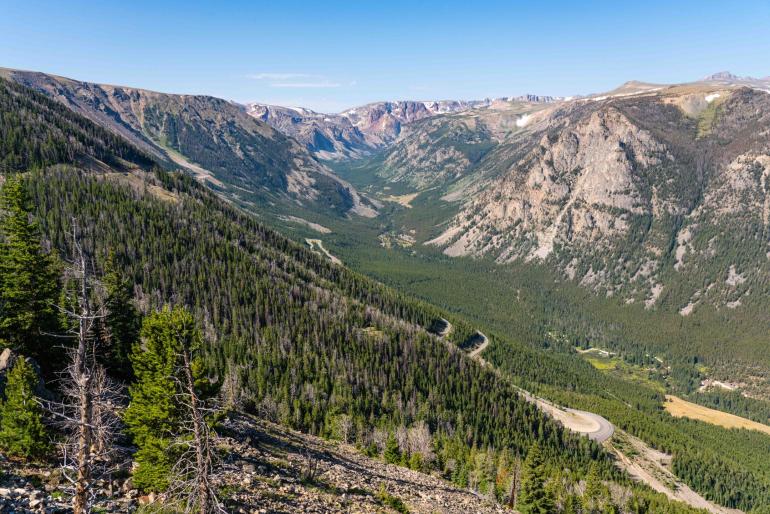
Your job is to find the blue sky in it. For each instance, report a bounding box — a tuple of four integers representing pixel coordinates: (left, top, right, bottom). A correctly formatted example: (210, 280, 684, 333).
(1, 0, 769, 112)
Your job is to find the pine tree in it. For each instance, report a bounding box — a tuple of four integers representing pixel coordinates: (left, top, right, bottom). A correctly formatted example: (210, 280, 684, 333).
(0, 176, 60, 362)
(517, 443, 554, 514)
(102, 250, 140, 378)
(384, 433, 401, 464)
(0, 357, 49, 459)
(123, 306, 202, 492)
(583, 461, 612, 513)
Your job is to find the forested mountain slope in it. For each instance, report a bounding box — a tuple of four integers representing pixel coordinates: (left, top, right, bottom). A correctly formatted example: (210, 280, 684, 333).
(3, 75, 767, 512)
(0, 67, 374, 219)
(322, 80, 770, 407)
(0, 75, 687, 511)
(324, 79, 770, 319)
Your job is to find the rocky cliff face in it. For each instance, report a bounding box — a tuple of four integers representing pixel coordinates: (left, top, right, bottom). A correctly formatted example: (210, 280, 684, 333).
(439, 107, 671, 260)
(376, 115, 496, 189)
(426, 85, 770, 312)
(246, 103, 372, 160)
(0, 68, 373, 217)
(243, 75, 770, 314)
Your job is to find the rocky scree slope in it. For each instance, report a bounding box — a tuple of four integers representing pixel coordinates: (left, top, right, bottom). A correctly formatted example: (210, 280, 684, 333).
(0, 414, 507, 514)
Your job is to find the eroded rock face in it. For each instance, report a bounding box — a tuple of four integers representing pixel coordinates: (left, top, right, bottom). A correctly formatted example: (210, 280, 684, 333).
(378, 116, 492, 189)
(439, 107, 671, 261)
(429, 87, 770, 310)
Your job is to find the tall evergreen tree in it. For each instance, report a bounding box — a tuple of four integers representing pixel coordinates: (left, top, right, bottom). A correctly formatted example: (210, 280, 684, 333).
(0, 176, 60, 361)
(583, 461, 613, 513)
(384, 433, 401, 464)
(0, 357, 49, 459)
(517, 443, 555, 514)
(123, 306, 203, 492)
(102, 249, 140, 378)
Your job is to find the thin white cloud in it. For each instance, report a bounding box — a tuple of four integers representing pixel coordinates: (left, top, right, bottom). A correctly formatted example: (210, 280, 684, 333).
(270, 81, 341, 89)
(247, 72, 313, 80)
(248, 72, 354, 89)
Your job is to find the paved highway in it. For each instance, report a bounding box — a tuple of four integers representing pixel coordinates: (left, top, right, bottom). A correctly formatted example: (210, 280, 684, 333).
(467, 338, 615, 443)
(565, 408, 615, 442)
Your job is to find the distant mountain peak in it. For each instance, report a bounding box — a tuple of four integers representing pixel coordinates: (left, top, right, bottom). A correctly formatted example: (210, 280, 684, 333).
(703, 71, 741, 81)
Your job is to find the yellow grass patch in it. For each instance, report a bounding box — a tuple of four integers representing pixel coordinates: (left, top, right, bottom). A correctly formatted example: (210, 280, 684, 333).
(665, 395, 770, 436)
(384, 192, 419, 208)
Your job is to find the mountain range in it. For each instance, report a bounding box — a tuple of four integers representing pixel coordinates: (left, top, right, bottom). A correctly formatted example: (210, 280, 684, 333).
(245, 95, 559, 160)
(4, 66, 768, 317)
(3, 66, 770, 513)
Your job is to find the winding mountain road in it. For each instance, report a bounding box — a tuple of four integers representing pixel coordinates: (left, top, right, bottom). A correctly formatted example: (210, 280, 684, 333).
(564, 408, 615, 442)
(467, 336, 615, 443)
(467, 332, 488, 358)
(431, 318, 453, 338)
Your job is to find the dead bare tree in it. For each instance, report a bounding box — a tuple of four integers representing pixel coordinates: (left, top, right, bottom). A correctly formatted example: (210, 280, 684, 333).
(46, 222, 124, 514)
(337, 414, 353, 444)
(507, 457, 521, 509)
(300, 443, 320, 482)
(72, 225, 94, 514)
(406, 421, 435, 466)
(164, 347, 226, 514)
(220, 361, 244, 411)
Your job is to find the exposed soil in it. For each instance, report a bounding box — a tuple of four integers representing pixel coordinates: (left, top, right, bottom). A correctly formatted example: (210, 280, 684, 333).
(608, 430, 743, 514)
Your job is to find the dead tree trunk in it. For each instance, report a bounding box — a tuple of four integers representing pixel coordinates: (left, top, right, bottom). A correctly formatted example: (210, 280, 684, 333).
(507, 457, 521, 509)
(45, 223, 120, 514)
(73, 226, 94, 514)
(182, 347, 210, 514)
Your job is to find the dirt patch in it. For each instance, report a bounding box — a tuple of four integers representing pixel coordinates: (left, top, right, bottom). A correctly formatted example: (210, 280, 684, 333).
(280, 215, 332, 234)
(104, 172, 179, 203)
(161, 144, 225, 188)
(306, 239, 342, 265)
(608, 431, 742, 514)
